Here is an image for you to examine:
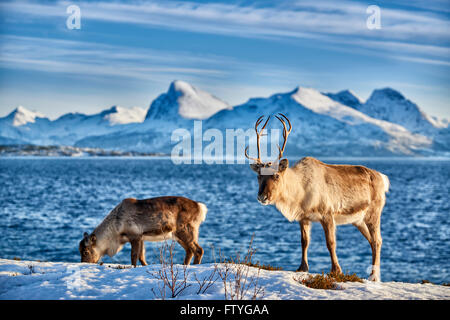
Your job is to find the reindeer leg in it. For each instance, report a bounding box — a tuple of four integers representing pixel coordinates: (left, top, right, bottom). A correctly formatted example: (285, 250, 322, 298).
(297, 220, 311, 272)
(192, 242, 204, 264)
(353, 221, 372, 243)
(363, 205, 383, 282)
(130, 238, 142, 267)
(320, 217, 342, 274)
(177, 240, 194, 265)
(174, 231, 194, 265)
(191, 227, 203, 264)
(366, 222, 382, 282)
(139, 239, 148, 266)
(175, 226, 198, 265)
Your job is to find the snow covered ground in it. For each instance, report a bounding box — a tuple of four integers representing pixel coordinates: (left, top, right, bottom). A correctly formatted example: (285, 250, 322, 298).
(0, 259, 448, 300)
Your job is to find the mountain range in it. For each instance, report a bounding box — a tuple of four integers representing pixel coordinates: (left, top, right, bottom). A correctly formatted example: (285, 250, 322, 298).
(0, 80, 449, 157)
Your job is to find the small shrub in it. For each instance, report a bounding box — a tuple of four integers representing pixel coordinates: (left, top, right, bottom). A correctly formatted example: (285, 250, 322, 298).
(329, 271, 363, 283)
(296, 271, 363, 290)
(147, 240, 191, 299)
(297, 272, 338, 290)
(215, 235, 265, 300)
(194, 263, 219, 295)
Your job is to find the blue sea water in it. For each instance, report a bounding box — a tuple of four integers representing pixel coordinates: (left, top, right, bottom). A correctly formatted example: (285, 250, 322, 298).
(0, 157, 448, 284)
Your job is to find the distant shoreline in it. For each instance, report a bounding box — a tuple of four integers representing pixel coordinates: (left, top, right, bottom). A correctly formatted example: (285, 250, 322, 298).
(1, 144, 450, 161)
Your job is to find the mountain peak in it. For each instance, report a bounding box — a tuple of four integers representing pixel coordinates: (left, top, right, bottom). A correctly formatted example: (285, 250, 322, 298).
(168, 80, 196, 96)
(370, 88, 405, 101)
(324, 89, 364, 109)
(291, 86, 328, 105)
(101, 105, 146, 125)
(360, 88, 440, 133)
(146, 80, 231, 121)
(290, 86, 366, 121)
(7, 106, 45, 126)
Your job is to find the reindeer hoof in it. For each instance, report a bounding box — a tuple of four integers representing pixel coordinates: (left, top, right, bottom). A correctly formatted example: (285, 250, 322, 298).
(297, 264, 309, 272)
(331, 267, 343, 275)
(368, 273, 381, 282)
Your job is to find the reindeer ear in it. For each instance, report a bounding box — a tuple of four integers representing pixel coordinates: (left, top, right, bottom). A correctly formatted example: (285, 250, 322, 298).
(89, 234, 97, 244)
(250, 163, 260, 173)
(278, 159, 289, 172)
(83, 232, 89, 239)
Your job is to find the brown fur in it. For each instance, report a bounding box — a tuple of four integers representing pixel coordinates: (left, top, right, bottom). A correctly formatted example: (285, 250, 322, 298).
(79, 196, 207, 266)
(251, 156, 389, 281)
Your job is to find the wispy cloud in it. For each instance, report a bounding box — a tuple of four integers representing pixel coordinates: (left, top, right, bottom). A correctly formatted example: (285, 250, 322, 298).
(0, 35, 231, 82)
(0, 34, 315, 90)
(1, 0, 448, 66)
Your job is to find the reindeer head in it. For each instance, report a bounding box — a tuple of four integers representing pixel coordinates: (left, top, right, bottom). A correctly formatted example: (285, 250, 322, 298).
(79, 232, 101, 263)
(246, 114, 292, 205)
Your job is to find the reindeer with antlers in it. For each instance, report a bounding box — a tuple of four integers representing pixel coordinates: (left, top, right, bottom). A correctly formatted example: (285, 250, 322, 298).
(246, 114, 389, 281)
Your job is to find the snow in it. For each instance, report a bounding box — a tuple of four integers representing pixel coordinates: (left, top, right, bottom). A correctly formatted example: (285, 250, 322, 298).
(356, 88, 446, 134)
(170, 80, 232, 120)
(324, 90, 364, 109)
(0, 258, 448, 300)
(203, 86, 433, 157)
(293, 87, 371, 125)
(0, 106, 149, 146)
(145, 80, 232, 121)
(7, 106, 46, 127)
(102, 106, 147, 125)
(291, 87, 432, 153)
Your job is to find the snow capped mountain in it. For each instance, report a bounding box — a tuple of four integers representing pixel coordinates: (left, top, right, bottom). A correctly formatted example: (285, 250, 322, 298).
(146, 80, 231, 121)
(0, 105, 147, 145)
(349, 88, 445, 135)
(3, 106, 46, 127)
(206, 86, 431, 157)
(45, 106, 148, 144)
(324, 90, 363, 109)
(103, 106, 147, 125)
(0, 106, 51, 145)
(0, 81, 448, 156)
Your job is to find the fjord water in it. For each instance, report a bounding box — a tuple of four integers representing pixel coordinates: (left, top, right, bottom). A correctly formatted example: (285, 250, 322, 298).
(0, 158, 448, 284)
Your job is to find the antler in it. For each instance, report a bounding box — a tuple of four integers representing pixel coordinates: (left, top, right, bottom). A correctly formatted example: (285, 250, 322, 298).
(245, 115, 270, 163)
(275, 113, 292, 160)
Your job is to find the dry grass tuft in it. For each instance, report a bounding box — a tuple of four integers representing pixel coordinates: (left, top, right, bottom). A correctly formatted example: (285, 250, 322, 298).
(295, 271, 363, 290)
(298, 272, 338, 290)
(241, 261, 283, 271)
(421, 279, 450, 287)
(329, 271, 363, 283)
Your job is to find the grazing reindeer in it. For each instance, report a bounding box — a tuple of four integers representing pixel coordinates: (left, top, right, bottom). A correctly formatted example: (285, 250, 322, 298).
(245, 114, 389, 281)
(79, 196, 207, 266)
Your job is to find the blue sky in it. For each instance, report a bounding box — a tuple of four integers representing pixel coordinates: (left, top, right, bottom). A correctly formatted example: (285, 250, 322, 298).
(0, 0, 449, 119)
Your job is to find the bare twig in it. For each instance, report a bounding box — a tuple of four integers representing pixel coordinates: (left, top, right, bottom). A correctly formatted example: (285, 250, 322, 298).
(147, 240, 191, 299)
(216, 235, 265, 300)
(193, 263, 219, 295)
